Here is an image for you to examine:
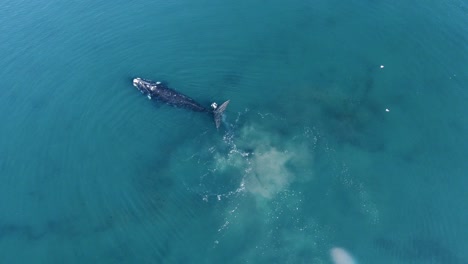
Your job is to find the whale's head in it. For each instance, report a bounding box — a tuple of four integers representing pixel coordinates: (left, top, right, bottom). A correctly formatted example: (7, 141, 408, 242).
(132, 77, 146, 91)
(132, 77, 141, 87)
(132, 77, 160, 95)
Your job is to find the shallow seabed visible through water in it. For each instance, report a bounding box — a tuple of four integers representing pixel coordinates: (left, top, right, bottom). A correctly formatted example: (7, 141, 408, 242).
(0, 0, 467, 263)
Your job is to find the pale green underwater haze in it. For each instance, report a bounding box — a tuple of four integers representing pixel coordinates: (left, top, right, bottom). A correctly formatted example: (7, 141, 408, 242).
(0, 0, 467, 263)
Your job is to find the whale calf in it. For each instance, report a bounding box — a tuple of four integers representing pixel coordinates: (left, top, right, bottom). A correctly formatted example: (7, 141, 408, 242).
(132, 77, 229, 128)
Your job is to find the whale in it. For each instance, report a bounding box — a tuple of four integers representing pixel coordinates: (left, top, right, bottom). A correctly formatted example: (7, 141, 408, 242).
(132, 77, 229, 129)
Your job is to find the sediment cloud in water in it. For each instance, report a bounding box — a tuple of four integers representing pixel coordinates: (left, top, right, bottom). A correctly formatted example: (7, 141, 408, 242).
(244, 147, 294, 198)
(223, 124, 314, 199)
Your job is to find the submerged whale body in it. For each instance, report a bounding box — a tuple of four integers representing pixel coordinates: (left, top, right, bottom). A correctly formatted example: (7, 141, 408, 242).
(132, 78, 229, 128)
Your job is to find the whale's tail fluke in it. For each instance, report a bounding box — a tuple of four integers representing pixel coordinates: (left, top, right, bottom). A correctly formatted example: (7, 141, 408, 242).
(213, 100, 230, 129)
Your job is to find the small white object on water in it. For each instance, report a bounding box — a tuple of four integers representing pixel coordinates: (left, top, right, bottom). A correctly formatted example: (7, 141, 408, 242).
(385, 108, 390, 112)
(330, 247, 356, 264)
(380, 65, 384, 69)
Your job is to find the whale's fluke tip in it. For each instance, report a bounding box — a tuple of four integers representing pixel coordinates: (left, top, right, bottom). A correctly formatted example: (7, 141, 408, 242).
(213, 100, 230, 129)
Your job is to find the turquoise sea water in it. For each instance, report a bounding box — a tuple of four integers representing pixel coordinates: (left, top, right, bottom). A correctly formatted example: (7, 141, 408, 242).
(0, 0, 467, 263)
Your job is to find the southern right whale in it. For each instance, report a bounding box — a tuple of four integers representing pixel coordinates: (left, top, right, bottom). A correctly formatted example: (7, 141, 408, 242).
(132, 77, 230, 129)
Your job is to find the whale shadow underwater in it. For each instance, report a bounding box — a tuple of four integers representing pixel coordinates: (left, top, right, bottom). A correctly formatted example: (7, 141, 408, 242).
(132, 77, 230, 129)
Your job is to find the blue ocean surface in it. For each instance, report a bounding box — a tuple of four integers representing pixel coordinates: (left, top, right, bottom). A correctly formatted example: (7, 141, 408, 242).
(0, 0, 467, 263)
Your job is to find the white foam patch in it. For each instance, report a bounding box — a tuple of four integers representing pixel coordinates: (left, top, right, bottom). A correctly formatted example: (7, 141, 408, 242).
(336, 174, 379, 225)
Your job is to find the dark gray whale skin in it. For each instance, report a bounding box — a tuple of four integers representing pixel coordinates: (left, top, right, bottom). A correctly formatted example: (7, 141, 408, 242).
(132, 77, 229, 128)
